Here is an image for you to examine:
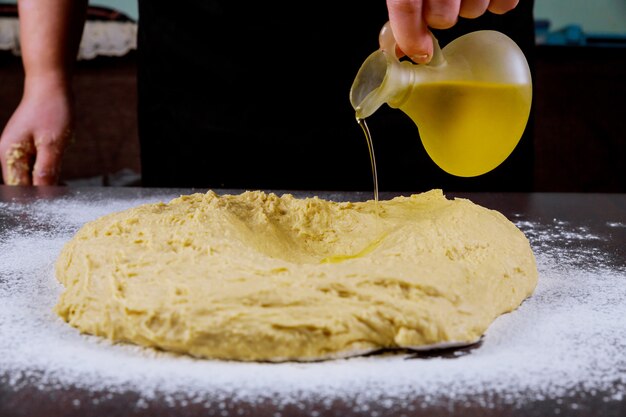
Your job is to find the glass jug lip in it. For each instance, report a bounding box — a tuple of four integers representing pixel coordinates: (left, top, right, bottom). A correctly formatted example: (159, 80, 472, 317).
(350, 50, 387, 115)
(350, 49, 412, 119)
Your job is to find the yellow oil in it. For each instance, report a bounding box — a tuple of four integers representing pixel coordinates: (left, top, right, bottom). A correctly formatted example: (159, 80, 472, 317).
(320, 234, 386, 264)
(357, 117, 379, 211)
(318, 118, 382, 265)
(400, 81, 531, 177)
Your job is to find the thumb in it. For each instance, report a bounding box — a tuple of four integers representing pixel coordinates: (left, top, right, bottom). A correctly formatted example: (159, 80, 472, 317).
(386, 0, 433, 63)
(1, 140, 35, 186)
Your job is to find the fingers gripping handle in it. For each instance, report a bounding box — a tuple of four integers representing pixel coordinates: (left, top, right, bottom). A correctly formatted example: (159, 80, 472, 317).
(379, 22, 445, 67)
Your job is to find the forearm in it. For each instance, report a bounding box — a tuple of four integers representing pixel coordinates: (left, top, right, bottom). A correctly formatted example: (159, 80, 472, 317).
(0, 0, 87, 186)
(18, 0, 88, 90)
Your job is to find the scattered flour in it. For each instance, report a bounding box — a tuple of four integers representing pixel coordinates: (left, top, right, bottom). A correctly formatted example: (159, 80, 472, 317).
(1, 193, 625, 412)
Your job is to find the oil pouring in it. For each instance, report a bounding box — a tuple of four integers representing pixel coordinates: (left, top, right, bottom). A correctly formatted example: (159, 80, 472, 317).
(350, 22, 532, 178)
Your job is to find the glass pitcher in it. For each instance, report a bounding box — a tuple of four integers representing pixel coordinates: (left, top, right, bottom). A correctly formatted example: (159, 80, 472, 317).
(350, 22, 532, 177)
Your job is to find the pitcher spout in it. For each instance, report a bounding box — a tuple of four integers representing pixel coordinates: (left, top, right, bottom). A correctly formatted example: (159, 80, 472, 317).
(350, 22, 445, 120)
(349, 48, 413, 119)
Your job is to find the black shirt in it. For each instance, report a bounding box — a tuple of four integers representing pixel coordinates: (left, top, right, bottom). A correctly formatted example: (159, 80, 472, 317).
(137, 0, 535, 191)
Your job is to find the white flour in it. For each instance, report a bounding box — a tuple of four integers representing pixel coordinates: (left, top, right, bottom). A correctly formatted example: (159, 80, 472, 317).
(1, 193, 625, 412)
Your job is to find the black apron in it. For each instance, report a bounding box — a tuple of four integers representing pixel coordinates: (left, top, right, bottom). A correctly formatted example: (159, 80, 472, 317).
(137, 1, 535, 191)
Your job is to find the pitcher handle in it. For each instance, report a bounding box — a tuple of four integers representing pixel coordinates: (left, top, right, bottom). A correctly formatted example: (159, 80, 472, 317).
(379, 22, 445, 67)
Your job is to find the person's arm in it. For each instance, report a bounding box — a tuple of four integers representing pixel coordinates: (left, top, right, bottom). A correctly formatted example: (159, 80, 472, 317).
(0, 0, 87, 186)
(386, 0, 519, 63)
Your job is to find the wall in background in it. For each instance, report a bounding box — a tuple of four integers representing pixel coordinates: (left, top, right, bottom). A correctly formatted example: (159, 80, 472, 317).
(534, 0, 626, 34)
(92, 0, 626, 33)
(4, 0, 626, 34)
(91, 0, 137, 20)
(88, 0, 626, 34)
(0, 0, 138, 20)
(2, 1, 626, 34)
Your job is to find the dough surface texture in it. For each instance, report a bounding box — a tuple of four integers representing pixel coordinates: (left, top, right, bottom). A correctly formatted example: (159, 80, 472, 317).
(56, 190, 537, 361)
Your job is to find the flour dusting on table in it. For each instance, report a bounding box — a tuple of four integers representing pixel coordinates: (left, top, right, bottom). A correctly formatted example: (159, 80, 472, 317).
(1, 194, 625, 413)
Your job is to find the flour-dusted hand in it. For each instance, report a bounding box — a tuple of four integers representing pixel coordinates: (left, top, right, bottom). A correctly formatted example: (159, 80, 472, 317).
(0, 0, 86, 186)
(0, 78, 73, 185)
(386, 0, 519, 63)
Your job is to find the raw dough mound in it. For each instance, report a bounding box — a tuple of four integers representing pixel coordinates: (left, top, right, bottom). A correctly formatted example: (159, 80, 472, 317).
(55, 190, 537, 361)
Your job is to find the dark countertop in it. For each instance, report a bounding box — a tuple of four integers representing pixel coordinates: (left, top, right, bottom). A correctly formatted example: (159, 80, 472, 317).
(1, 186, 625, 417)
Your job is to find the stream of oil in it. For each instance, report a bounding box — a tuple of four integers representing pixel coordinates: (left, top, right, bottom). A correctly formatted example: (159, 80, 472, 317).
(357, 117, 379, 213)
(319, 118, 381, 264)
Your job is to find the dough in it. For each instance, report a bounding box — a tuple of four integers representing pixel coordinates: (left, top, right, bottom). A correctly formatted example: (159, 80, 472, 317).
(55, 190, 537, 361)
(4, 143, 35, 186)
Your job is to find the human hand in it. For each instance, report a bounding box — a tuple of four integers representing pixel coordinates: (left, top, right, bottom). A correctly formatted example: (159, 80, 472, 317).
(386, 0, 519, 63)
(0, 77, 73, 186)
